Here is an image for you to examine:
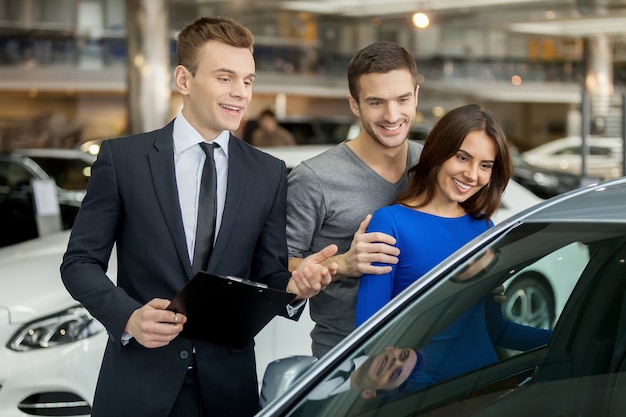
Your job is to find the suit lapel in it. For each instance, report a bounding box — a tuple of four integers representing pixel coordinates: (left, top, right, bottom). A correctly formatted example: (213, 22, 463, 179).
(210, 134, 247, 267)
(148, 122, 192, 276)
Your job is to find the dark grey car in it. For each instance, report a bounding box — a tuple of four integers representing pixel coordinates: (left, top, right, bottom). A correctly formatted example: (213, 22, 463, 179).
(257, 177, 626, 417)
(510, 148, 583, 199)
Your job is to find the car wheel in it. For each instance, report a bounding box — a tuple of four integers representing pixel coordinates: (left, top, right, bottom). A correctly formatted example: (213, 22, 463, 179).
(503, 275, 555, 329)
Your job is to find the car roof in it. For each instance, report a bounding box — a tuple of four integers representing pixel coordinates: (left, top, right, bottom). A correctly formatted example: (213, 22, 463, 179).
(518, 177, 626, 224)
(11, 148, 97, 163)
(0, 152, 26, 161)
(524, 136, 624, 154)
(548, 135, 622, 144)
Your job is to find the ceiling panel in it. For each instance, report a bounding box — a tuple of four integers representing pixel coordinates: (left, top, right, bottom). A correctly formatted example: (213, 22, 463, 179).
(279, 0, 568, 17)
(202, 0, 626, 38)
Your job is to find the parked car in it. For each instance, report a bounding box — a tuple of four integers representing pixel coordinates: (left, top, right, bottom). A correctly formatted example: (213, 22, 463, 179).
(0, 149, 95, 247)
(510, 147, 582, 199)
(0, 230, 115, 416)
(522, 135, 624, 180)
(258, 176, 626, 416)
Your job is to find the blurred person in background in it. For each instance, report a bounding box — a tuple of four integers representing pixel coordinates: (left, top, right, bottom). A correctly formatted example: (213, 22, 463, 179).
(251, 108, 296, 147)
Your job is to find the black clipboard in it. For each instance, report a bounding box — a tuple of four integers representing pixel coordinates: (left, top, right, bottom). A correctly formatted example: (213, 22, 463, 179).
(166, 272, 296, 348)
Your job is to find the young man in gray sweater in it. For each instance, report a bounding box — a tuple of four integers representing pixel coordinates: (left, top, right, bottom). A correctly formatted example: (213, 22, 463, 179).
(287, 41, 424, 357)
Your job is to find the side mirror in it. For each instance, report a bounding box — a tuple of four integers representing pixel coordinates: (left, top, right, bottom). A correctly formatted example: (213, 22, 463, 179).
(259, 355, 317, 408)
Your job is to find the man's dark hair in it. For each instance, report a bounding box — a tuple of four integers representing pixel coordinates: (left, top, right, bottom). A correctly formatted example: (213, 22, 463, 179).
(347, 41, 418, 102)
(258, 108, 277, 120)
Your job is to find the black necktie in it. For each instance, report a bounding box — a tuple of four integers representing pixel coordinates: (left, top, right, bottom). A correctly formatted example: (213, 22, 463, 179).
(192, 142, 218, 275)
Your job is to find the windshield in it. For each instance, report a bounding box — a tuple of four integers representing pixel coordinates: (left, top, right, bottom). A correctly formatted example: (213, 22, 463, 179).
(28, 156, 92, 190)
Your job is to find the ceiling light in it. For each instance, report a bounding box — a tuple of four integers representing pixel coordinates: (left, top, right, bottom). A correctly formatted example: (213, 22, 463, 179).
(412, 12, 430, 28)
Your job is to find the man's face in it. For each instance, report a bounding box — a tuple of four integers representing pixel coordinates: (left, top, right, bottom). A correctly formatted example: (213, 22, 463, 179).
(348, 69, 418, 149)
(360, 347, 418, 392)
(176, 40, 256, 139)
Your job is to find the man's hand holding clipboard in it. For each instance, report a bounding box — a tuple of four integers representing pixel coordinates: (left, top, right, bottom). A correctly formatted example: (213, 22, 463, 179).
(165, 244, 338, 349)
(166, 273, 297, 348)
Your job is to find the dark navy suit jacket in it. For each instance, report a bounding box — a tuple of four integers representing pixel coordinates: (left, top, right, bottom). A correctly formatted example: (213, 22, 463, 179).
(61, 119, 293, 417)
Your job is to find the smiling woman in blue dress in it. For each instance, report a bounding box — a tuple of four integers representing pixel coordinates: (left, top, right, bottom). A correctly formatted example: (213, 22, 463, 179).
(355, 104, 552, 387)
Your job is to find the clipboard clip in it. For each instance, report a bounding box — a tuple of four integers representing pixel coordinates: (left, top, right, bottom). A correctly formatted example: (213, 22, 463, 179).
(226, 275, 269, 289)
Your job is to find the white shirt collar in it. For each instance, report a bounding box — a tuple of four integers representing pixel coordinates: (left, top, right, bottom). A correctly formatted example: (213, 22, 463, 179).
(173, 111, 230, 157)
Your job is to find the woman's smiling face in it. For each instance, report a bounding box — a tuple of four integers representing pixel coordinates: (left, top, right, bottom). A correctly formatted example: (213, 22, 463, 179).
(435, 130, 496, 206)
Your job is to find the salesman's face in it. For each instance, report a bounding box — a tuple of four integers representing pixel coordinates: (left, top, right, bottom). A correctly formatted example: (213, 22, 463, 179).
(176, 40, 256, 140)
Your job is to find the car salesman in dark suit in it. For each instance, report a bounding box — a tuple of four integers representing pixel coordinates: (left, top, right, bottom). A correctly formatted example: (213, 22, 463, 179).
(60, 16, 337, 417)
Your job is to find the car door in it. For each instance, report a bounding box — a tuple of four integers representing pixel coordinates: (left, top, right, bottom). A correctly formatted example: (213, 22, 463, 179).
(259, 220, 626, 417)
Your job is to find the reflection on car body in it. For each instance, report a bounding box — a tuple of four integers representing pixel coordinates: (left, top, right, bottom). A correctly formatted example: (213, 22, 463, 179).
(258, 178, 626, 417)
(502, 241, 589, 329)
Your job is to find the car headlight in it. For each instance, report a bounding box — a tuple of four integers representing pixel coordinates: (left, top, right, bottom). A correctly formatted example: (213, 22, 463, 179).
(7, 306, 105, 352)
(532, 172, 559, 188)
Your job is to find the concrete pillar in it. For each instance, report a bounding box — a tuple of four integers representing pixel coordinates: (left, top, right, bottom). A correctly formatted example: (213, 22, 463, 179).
(126, 0, 170, 134)
(584, 34, 613, 118)
(274, 94, 287, 119)
(579, 0, 613, 131)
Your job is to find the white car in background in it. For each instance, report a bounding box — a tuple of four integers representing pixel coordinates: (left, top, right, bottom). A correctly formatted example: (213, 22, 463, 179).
(522, 135, 624, 180)
(0, 232, 114, 416)
(0, 143, 578, 417)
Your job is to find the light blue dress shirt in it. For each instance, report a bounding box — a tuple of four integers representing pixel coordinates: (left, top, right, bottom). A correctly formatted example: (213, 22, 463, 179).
(172, 112, 229, 262)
